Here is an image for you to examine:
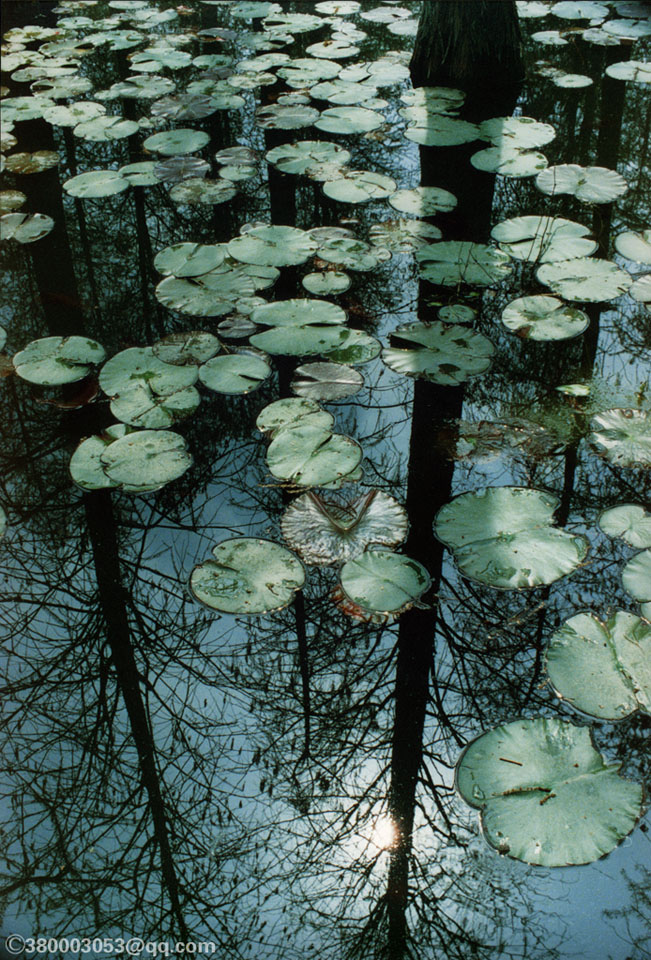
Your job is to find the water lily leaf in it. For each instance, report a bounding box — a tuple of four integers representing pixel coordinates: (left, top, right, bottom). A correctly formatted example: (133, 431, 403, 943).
(302, 270, 351, 295)
(102, 75, 176, 100)
(277, 57, 342, 87)
(217, 316, 258, 339)
(324, 328, 382, 365)
(73, 116, 139, 142)
(602, 18, 651, 38)
(153, 331, 221, 366)
(144, 129, 210, 156)
(267, 423, 362, 486)
(100, 429, 192, 492)
(14, 335, 106, 385)
(537, 258, 631, 301)
(151, 93, 228, 121)
(614, 228, 651, 264)
(155, 277, 235, 317)
(256, 103, 320, 130)
(470, 147, 549, 177)
(581, 26, 621, 45)
(5, 150, 60, 175)
(310, 79, 379, 105)
(629, 275, 651, 303)
(547, 611, 651, 720)
(434, 486, 589, 589)
(1, 95, 56, 121)
(323, 170, 397, 203)
(405, 115, 480, 147)
(263, 11, 324, 32)
(388, 186, 457, 217)
(551, 1, 609, 18)
(154, 156, 210, 183)
(492, 215, 597, 262)
(315, 105, 384, 134)
(290, 361, 363, 401)
(64, 170, 129, 199)
(339, 549, 430, 614)
(282, 489, 407, 564)
(232, 1, 279, 18)
(400, 85, 465, 114)
(190, 538, 305, 615)
(317, 236, 389, 271)
(588, 409, 651, 467)
(479, 116, 556, 149)
(251, 299, 346, 329)
(554, 73, 593, 88)
(256, 397, 335, 437)
(154, 243, 227, 278)
(532, 28, 570, 44)
(306, 40, 360, 60)
(417, 241, 513, 286)
(70, 424, 135, 491)
(110, 382, 200, 429)
(369, 218, 442, 252)
(455, 717, 643, 865)
(315, 0, 361, 13)
(228, 225, 319, 266)
(536, 164, 628, 203)
(118, 161, 160, 186)
(219, 163, 257, 182)
(622, 549, 651, 605)
(439, 304, 477, 323)
(383, 321, 494, 386)
(199, 351, 272, 395)
(501, 295, 590, 340)
(99, 346, 198, 399)
(605, 61, 651, 84)
(266, 140, 350, 174)
(43, 101, 106, 128)
(599, 504, 651, 548)
(0, 190, 25, 214)
(1, 212, 54, 243)
(215, 147, 259, 166)
(169, 178, 236, 205)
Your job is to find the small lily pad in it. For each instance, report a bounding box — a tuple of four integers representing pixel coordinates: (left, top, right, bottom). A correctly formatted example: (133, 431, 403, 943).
(118, 161, 160, 186)
(70, 424, 135, 492)
(383, 321, 495, 386)
(501, 295, 590, 340)
(536, 164, 628, 203)
(492, 215, 597, 263)
(599, 504, 651, 548)
(614, 228, 651, 264)
(64, 170, 129, 199)
(169, 178, 237, 205)
(470, 147, 549, 178)
(4, 151, 60, 174)
(267, 423, 362, 487)
(588, 408, 651, 467)
(302, 271, 351, 295)
(199, 351, 272, 395)
(339, 549, 430, 615)
(14, 335, 106, 385)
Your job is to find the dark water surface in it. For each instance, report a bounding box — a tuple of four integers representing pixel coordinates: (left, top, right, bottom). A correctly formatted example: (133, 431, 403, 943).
(1, 2, 650, 959)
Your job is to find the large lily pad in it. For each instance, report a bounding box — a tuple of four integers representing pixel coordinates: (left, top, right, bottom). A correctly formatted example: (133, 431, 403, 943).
(599, 504, 651, 548)
(339, 549, 430, 614)
(588, 408, 651, 467)
(99, 346, 198, 399)
(110, 383, 200, 429)
(323, 170, 397, 203)
(302, 271, 351, 295)
(14, 336, 106, 386)
(153, 332, 221, 367)
(143, 129, 210, 156)
(434, 486, 589, 589)
(417, 241, 513, 286)
(169, 178, 237, 205)
(154, 243, 227, 278)
(249, 298, 348, 356)
(70, 425, 137, 492)
(470, 147, 549, 178)
(479, 116, 556, 149)
(491, 215, 597, 263)
(455, 717, 643, 866)
(256, 104, 320, 130)
(266, 423, 362, 486)
(537, 258, 631, 302)
(622, 550, 651, 608)
(1, 212, 54, 243)
(369, 219, 442, 252)
(228, 225, 319, 267)
(317, 236, 389, 271)
(315, 105, 384, 134)
(198, 351, 272, 395)
(73, 116, 139, 142)
(383, 321, 495, 386)
(388, 186, 457, 217)
(64, 170, 129, 199)
(282, 489, 408, 565)
(546, 611, 651, 720)
(536, 164, 628, 203)
(100, 429, 193, 492)
(290, 361, 363, 400)
(256, 398, 335, 437)
(323, 329, 383, 365)
(501, 295, 590, 341)
(404, 115, 479, 147)
(605, 61, 651, 84)
(266, 139, 350, 175)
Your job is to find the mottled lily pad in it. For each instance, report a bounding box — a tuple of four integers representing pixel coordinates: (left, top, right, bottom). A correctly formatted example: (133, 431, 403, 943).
(537, 258, 631, 302)
(622, 550, 651, 608)
(302, 271, 351, 295)
(267, 423, 362, 487)
(492, 215, 597, 263)
(64, 170, 129, 199)
(4, 151, 60, 174)
(1, 212, 54, 243)
(588, 409, 651, 467)
(144, 129, 210, 156)
(536, 164, 628, 203)
(153, 331, 221, 366)
(315, 105, 384, 134)
(599, 503, 651, 548)
(501, 295, 590, 340)
(614, 228, 651, 264)
(383, 321, 494, 386)
(154, 242, 227, 278)
(14, 335, 106, 385)
(470, 147, 548, 178)
(339, 549, 430, 615)
(169, 178, 237, 205)
(388, 186, 457, 217)
(228, 225, 319, 267)
(100, 429, 193, 492)
(199, 351, 272, 395)
(290, 361, 363, 400)
(256, 397, 335, 437)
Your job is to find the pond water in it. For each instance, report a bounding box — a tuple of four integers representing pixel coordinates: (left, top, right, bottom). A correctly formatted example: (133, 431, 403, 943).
(1, 1, 650, 958)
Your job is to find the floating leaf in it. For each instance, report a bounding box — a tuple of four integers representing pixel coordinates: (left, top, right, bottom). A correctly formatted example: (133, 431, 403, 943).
(256, 103, 320, 130)
(64, 170, 129, 199)
(551, 1, 609, 18)
(144, 129, 210, 156)
(315, 105, 384, 134)
(310, 79, 379, 105)
(479, 116, 555, 149)
(256, 397, 335, 437)
(43, 101, 106, 127)
(501, 295, 590, 340)
(317, 236, 389, 271)
(228, 225, 319, 267)
(199, 351, 271, 395)
(1, 212, 54, 243)
(323, 170, 397, 203)
(537, 258, 631, 301)
(282, 489, 407, 565)
(471, 147, 548, 178)
(369, 218, 442, 252)
(100, 429, 193, 492)
(629, 275, 651, 303)
(4, 151, 60, 174)
(547, 611, 651, 720)
(290, 361, 363, 401)
(491, 215, 597, 262)
(110, 382, 200, 429)
(151, 93, 227, 121)
(169, 178, 237, 205)
(388, 186, 457, 217)
(434, 486, 589, 589)
(190, 538, 305, 615)
(417, 241, 513, 286)
(14, 336, 106, 386)
(404, 115, 479, 147)
(154, 156, 210, 183)
(455, 717, 643, 865)
(588, 409, 651, 467)
(70, 424, 135, 491)
(73, 116, 139, 142)
(302, 271, 351, 295)
(622, 549, 651, 606)
(614, 228, 651, 264)
(599, 504, 651, 548)
(0, 190, 25, 214)
(324, 328, 382, 365)
(383, 321, 494, 386)
(154, 243, 227, 278)
(99, 346, 198, 398)
(118, 161, 160, 186)
(153, 331, 221, 366)
(605, 61, 651, 84)
(339, 549, 430, 615)
(536, 164, 628, 203)
(267, 423, 362, 487)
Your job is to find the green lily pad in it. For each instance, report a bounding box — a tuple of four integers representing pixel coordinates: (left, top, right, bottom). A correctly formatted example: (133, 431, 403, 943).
(1, 212, 54, 243)
(404, 115, 479, 147)
(228, 225, 319, 267)
(537, 258, 631, 301)
(190, 538, 305, 615)
(70, 424, 135, 492)
(302, 270, 351, 295)
(277, 57, 341, 87)
(629, 275, 651, 303)
(369, 219, 442, 252)
(110, 383, 200, 429)
(199, 351, 272, 395)
(605, 61, 651, 84)
(479, 116, 556, 149)
(154, 156, 210, 183)
(388, 186, 457, 217)
(151, 93, 228, 121)
(5, 151, 60, 175)
(317, 236, 390, 271)
(417, 241, 513, 286)
(455, 717, 643, 865)
(551, 1, 609, 18)
(43, 101, 106, 127)
(383, 321, 494, 386)
(153, 331, 221, 366)
(73, 116, 139, 141)
(143, 129, 210, 156)
(315, 106, 384, 134)
(310, 79, 379, 105)
(154, 243, 227, 278)
(599, 504, 651, 548)
(282, 489, 408, 565)
(491, 215, 597, 262)
(434, 486, 589, 589)
(256, 104, 320, 130)
(14, 336, 106, 385)
(622, 549, 651, 605)
(501, 295, 590, 340)
(547, 610, 651, 720)
(588, 409, 651, 467)
(266, 423, 362, 487)
(322, 170, 397, 203)
(470, 147, 549, 178)
(614, 229, 651, 264)
(290, 361, 363, 400)
(339, 549, 430, 614)
(0, 191, 26, 214)
(554, 73, 593, 88)
(536, 164, 628, 203)
(99, 346, 198, 398)
(169, 178, 237, 205)
(118, 161, 160, 186)
(64, 170, 129, 199)
(256, 398, 335, 437)
(99, 429, 193, 492)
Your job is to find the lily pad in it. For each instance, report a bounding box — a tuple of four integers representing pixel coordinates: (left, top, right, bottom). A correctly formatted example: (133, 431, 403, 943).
(622, 550, 651, 606)
(605, 61, 651, 84)
(169, 178, 237, 205)
(383, 321, 495, 386)
(110, 383, 200, 429)
(143, 129, 210, 156)
(323, 329, 383, 365)
(0, 191, 25, 214)
(599, 504, 651, 548)
(417, 241, 513, 286)
(64, 170, 129, 199)
(629, 275, 651, 303)
(588, 409, 651, 467)
(282, 489, 408, 565)
(547, 611, 651, 720)
(256, 104, 320, 130)
(315, 105, 384, 134)
(479, 116, 556, 149)
(153, 331, 221, 366)
(492, 215, 597, 263)
(501, 295, 590, 340)
(14, 336, 106, 385)
(537, 258, 631, 301)
(404, 115, 479, 147)
(1, 212, 54, 243)
(4, 151, 60, 174)
(434, 486, 589, 589)
(339, 549, 430, 614)
(199, 351, 272, 395)
(43, 101, 106, 127)
(70, 424, 135, 491)
(154, 243, 227, 278)
(256, 397, 335, 437)
(536, 164, 628, 203)
(369, 219, 442, 252)
(118, 161, 160, 186)
(228, 225, 319, 267)
(322, 170, 397, 203)
(614, 228, 651, 264)
(470, 147, 549, 178)
(100, 429, 193, 492)
(317, 236, 389, 271)
(290, 361, 363, 401)
(302, 271, 351, 295)
(154, 156, 210, 183)
(388, 186, 457, 217)
(99, 346, 198, 398)
(266, 423, 362, 487)
(455, 717, 643, 866)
